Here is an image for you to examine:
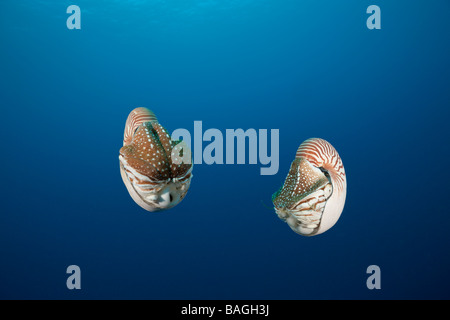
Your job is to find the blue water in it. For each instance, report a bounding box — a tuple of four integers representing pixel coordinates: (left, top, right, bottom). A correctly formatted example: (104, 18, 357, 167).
(1, 0, 450, 299)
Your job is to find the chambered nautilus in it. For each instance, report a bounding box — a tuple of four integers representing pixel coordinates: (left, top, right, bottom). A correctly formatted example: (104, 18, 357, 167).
(272, 138, 346, 236)
(119, 107, 193, 212)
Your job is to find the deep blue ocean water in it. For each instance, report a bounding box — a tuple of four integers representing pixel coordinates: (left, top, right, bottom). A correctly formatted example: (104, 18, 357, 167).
(1, 0, 449, 299)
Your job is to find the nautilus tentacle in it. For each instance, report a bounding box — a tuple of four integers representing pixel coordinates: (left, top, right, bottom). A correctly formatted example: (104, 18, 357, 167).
(272, 138, 346, 236)
(119, 107, 193, 212)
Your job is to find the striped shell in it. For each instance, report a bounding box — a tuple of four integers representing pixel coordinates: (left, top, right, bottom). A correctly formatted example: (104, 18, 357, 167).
(272, 138, 346, 236)
(119, 107, 193, 212)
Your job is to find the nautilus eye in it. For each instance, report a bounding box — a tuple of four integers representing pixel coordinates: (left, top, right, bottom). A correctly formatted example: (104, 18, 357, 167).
(272, 138, 346, 236)
(119, 107, 193, 212)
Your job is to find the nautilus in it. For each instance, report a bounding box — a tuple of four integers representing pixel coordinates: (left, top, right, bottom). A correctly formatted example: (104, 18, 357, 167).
(119, 107, 193, 212)
(272, 138, 346, 236)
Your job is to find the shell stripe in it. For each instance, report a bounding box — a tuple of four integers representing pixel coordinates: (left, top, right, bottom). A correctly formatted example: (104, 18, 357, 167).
(123, 107, 158, 146)
(296, 138, 346, 193)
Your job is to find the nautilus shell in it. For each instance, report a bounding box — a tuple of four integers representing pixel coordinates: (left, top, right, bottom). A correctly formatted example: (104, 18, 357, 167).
(272, 138, 346, 236)
(119, 107, 193, 212)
